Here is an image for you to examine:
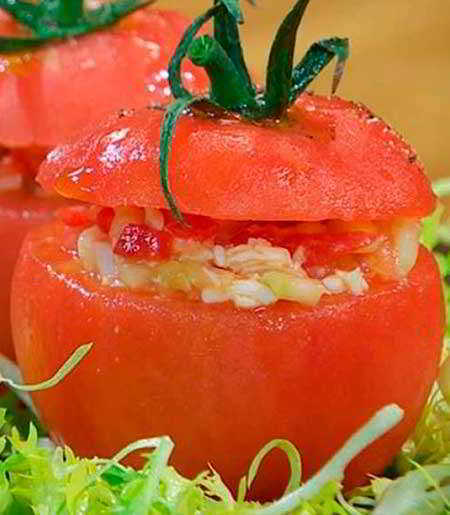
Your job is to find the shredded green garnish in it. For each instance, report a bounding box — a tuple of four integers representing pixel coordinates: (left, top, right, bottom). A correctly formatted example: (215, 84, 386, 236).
(0, 343, 93, 393)
(0, 405, 403, 514)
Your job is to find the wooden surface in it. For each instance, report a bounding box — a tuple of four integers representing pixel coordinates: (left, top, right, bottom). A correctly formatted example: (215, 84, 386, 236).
(158, 0, 450, 182)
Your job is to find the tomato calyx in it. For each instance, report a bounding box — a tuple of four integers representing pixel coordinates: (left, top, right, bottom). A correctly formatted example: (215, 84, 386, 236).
(159, 0, 349, 221)
(0, 0, 155, 53)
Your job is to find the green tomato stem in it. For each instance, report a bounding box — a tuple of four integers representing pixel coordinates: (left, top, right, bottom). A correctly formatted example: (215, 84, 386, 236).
(290, 37, 349, 102)
(188, 35, 257, 111)
(263, 0, 310, 118)
(0, 0, 153, 53)
(168, 5, 220, 100)
(213, 1, 255, 97)
(160, 0, 350, 218)
(55, 0, 84, 27)
(160, 97, 201, 222)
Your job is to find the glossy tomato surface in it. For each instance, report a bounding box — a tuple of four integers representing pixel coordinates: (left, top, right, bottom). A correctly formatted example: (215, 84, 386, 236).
(0, 8, 208, 148)
(0, 194, 68, 359)
(38, 94, 435, 221)
(12, 221, 444, 499)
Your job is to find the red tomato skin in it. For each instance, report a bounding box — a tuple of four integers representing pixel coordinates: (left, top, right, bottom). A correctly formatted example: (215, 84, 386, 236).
(8, 148, 49, 177)
(11, 221, 444, 499)
(0, 194, 68, 359)
(0, 10, 22, 36)
(0, 8, 208, 148)
(38, 94, 435, 222)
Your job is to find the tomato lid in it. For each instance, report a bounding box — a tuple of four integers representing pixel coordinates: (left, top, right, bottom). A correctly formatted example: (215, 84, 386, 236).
(0, 8, 208, 148)
(38, 92, 435, 222)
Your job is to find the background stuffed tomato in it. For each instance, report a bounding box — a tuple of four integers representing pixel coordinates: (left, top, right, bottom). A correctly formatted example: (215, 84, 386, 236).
(0, 151, 71, 359)
(0, 7, 207, 148)
(0, 191, 68, 360)
(0, 5, 208, 358)
(11, 221, 444, 500)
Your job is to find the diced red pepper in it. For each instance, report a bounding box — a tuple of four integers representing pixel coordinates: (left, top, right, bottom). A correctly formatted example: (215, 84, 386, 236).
(282, 232, 380, 266)
(224, 222, 379, 267)
(96, 207, 115, 234)
(113, 223, 173, 260)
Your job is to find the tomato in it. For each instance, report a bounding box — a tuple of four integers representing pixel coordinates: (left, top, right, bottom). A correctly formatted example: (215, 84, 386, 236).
(26, 84, 443, 498)
(22, 94, 444, 497)
(0, 193, 68, 360)
(11, 221, 444, 499)
(12, 1, 444, 500)
(0, 8, 208, 149)
(0, 4, 208, 358)
(0, 150, 71, 359)
(0, 9, 22, 39)
(38, 95, 435, 221)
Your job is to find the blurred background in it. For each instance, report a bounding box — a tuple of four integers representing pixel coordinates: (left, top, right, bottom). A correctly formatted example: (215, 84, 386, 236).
(159, 0, 450, 183)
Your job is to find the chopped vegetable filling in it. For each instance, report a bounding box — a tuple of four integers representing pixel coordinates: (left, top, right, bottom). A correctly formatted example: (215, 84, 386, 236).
(60, 205, 421, 308)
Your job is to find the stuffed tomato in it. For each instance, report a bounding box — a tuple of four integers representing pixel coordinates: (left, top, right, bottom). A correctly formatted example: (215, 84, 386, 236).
(12, 95, 444, 498)
(0, 1, 207, 358)
(11, 0, 445, 500)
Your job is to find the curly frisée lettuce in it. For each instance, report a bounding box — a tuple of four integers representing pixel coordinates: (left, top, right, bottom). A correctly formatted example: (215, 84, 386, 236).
(0, 189, 448, 513)
(0, 403, 403, 514)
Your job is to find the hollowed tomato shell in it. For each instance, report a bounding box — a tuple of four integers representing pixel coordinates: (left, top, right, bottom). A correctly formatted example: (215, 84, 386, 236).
(11, 221, 444, 499)
(38, 93, 435, 221)
(0, 8, 208, 148)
